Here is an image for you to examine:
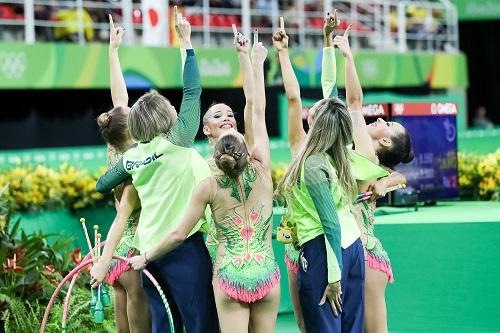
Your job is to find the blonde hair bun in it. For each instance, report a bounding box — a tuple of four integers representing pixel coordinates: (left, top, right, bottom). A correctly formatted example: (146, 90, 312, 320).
(219, 154, 236, 170)
(97, 112, 111, 129)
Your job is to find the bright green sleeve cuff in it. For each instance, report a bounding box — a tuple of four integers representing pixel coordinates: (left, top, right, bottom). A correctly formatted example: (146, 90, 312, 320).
(325, 238, 341, 283)
(322, 47, 337, 99)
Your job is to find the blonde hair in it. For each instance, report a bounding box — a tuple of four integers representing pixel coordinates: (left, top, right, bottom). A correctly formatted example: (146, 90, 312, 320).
(276, 98, 357, 204)
(128, 90, 177, 142)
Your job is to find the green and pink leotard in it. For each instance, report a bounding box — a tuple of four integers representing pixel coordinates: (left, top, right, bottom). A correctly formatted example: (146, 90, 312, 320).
(353, 200, 394, 282)
(209, 161, 280, 303)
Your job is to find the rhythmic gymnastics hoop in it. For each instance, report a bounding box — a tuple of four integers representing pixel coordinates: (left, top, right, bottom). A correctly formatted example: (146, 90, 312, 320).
(40, 248, 175, 332)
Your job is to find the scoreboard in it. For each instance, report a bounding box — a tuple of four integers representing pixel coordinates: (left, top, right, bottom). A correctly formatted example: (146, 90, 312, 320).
(391, 102, 459, 201)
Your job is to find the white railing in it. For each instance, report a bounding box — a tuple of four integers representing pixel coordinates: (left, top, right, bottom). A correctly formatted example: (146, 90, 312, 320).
(0, 0, 459, 52)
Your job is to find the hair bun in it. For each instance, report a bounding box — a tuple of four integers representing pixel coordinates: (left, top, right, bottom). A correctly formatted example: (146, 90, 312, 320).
(402, 149, 415, 164)
(97, 112, 112, 129)
(219, 154, 236, 170)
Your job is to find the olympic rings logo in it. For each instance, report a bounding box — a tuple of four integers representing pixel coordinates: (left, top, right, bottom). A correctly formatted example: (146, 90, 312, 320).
(0, 51, 27, 79)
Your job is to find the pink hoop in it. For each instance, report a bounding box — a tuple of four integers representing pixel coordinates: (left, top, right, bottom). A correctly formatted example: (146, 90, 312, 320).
(40, 253, 173, 332)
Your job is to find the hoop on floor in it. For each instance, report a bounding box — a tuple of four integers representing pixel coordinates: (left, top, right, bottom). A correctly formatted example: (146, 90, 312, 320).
(40, 249, 174, 333)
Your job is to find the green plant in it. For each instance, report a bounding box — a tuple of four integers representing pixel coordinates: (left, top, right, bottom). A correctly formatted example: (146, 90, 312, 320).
(0, 214, 74, 304)
(3, 287, 115, 333)
(0, 192, 84, 323)
(0, 190, 117, 332)
(2, 298, 40, 333)
(458, 149, 500, 201)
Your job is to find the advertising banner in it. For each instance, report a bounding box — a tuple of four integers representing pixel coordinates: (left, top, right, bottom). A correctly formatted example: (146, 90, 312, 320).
(450, 0, 500, 21)
(0, 43, 468, 90)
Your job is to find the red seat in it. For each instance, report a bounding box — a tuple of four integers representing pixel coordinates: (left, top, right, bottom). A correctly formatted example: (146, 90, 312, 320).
(210, 14, 228, 27)
(307, 17, 323, 28)
(313, 17, 324, 28)
(0, 5, 16, 20)
(190, 14, 203, 27)
(209, 14, 216, 26)
(338, 20, 350, 30)
(218, 15, 227, 26)
(226, 15, 240, 27)
(338, 20, 374, 33)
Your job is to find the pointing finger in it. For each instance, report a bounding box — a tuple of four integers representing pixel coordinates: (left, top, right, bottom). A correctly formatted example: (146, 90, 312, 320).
(253, 28, 258, 44)
(174, 5, 178, 25)
(280, 17, 284, 31)
(344, 24, 352, 38)
(109, 14, 115, 29)
(232, 23, 238, 37)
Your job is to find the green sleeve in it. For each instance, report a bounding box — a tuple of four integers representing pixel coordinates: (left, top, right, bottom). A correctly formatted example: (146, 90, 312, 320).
(304, 154, 342, 283)
(95, 157, 130, 193)
(321, 47, 338, 99)
(167, 49, 202, 147)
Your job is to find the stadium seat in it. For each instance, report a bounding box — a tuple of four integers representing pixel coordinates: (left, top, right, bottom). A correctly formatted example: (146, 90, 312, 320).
(189, 14, 203, 27)
(226, 15, 241, 27)
(308, 17, 323, 28)
(210, 14, 229, 27)
(0, 5, 16, 20)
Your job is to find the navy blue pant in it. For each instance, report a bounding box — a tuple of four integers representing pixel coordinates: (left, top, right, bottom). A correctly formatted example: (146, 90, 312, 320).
(298, 235, 365, 333)
(141, 232, 218, 333)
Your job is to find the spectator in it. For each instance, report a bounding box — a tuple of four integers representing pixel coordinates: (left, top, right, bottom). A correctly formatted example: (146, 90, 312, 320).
(251, 0, 275, 28)
(34, 5, 53, 41)
(211, 0, 236, 8)
(53, 8, 94, 42)
(473, 106, 495, 129)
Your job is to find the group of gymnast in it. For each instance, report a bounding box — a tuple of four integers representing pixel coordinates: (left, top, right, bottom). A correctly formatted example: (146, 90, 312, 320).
(88, 6, 414, 333)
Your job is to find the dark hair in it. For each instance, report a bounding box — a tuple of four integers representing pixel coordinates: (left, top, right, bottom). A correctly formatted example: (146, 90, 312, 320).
(96, 106, 130, 150)
(214, 134, 248, 178)
(377, 128, 414, 168)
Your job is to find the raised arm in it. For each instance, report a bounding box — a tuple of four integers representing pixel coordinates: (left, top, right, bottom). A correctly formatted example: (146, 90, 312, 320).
(167, 7, 202, 148)
(250, 30, 270, 170)
(336, 25, 361, 111)
(128, 179, 210, 270)
(90, 183, 139, 288)
(303, 154, 343, 316)
(96, 157, 130, 193)
(108, 15, 128, 108)
(334, 26, 377, 162)
(273, 17, 306, 155)
(232, 24, 255, 150)
(321, 11, 339, 99)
